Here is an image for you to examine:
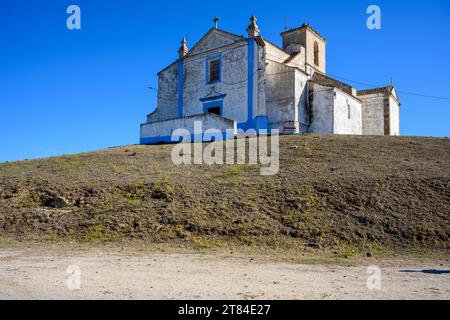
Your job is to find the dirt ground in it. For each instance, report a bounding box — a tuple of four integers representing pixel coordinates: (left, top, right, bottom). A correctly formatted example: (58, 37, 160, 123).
(0, 247, 448, 300)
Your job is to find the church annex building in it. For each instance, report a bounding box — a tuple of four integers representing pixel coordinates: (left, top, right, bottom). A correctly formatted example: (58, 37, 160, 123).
(140, 16, 401, 144)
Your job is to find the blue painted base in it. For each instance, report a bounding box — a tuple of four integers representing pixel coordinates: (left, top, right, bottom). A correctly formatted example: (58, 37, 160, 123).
(140, 131, 233, 145)
(141, 116, 273, 145)
(140, 129, 303, 145)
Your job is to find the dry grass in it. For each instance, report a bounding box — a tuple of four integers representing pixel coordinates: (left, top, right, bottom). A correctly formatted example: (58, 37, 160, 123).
(0, 135, 449, 255)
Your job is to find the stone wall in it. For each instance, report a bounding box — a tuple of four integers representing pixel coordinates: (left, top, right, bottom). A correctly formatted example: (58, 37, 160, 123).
(140, 113, 236, 144)
(143, 25, 398, 141)
(265, 41, 289, 64)
(304, 28, 326, 74)
(284, 48, 306, 72)
(255, 45, 267, 120)
(265, 60, 297, 133)
(281, 26, 326, 74)
(389, 96, 400, 136)
(308, 82, 334, 134)
(148, 63, 179, 122)
(333, 90, 362, 135)
(294, 70, 309, 133)
(184, 42, 250, 123)
(309, 82, 362, 135)
(358, 93, 386, 135)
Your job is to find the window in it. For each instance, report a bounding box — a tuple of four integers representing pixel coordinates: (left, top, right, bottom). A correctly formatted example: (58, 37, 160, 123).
(206, 54, 222, 84)
(347, 100, 351, 119)
(207, 106, 221, 115)
(314, 42, 319, 66)
(209, 59, 220, 83)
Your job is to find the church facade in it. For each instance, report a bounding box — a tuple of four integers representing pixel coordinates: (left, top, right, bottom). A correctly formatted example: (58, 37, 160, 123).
(140, 16, 401, 144)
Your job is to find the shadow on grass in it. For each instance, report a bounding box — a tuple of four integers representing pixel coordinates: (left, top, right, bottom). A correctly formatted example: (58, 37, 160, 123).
(400, 269, 450, 275)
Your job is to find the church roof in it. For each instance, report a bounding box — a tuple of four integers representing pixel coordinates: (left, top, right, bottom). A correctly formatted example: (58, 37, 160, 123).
(313, 72, 355, 96)
(358, 87, 389, 96)
(358, 86, 402, 106)
(309, 79, 362, 103)
(157, 28, 245, 75)
(358, 86, 393, 95)
(184, 28, 245, 58)
(261, 37, 286, 53)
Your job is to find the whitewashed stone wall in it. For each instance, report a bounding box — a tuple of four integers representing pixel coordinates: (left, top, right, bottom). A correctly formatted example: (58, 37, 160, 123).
(281, 27, 326, 74)
(294, 70, 309, 133)
(284, 47, 306, 72)
(309, 82, 334, 134)
(148, 63, 179, 122)
(184, 42, 250, 124)
(255, 47, 266, 119)
(304, 30, 326, 74)
(142, 26, 399, 142)
(389, 96, 400, 136)
(141, 113, 236, 141)
(265, 42, 289, 64)
(333, 90, 362, 135)
(309, 83, 362, 135)
(265, 61, 297, 132)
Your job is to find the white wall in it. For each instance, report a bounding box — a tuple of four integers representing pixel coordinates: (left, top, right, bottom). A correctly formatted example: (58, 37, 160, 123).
(294, 70, 309, 133)
(150, 36, 252, 126)
(389, 96, 400, 136)
(333, 90, 362, 135)
(309, 82, 334, 134)
(141, 113, 236, 139)
(255, 46, 267, 119)
(265, 41, 289, 63)
(183, 43, 249, 123)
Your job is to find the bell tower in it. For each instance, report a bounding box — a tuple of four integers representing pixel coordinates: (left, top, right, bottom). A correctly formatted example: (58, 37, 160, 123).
(280, 23, 327, 74)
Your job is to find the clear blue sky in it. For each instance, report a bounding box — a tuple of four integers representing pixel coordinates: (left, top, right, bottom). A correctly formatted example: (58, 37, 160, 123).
(1, 0, 449, 162)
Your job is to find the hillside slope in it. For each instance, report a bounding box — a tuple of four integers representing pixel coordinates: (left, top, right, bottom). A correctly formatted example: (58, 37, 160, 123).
(0, 135, 449, 253)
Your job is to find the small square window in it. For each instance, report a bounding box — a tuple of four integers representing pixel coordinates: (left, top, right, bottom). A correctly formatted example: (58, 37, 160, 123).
(207, 106, 221, 115)
(209, 59, 220, 83)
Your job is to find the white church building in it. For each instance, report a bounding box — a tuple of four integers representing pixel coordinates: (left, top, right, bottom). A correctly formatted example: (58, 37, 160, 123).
(140, 16, 401, 144)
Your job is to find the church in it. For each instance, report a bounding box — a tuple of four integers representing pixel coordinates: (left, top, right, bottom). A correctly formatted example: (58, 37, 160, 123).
(140, 16, 401, 144)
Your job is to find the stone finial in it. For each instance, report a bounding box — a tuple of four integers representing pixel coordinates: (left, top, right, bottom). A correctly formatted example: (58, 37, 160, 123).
(213, 17, 220, 29)
(247, 14, 260, 38)
(178, 37, 188, 58)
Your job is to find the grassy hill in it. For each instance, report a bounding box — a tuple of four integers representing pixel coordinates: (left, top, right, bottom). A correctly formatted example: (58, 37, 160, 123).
(0, 135, 449, 255)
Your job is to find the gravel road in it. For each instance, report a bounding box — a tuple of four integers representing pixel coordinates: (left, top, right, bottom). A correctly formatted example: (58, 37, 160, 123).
(0, 248, 448, 300)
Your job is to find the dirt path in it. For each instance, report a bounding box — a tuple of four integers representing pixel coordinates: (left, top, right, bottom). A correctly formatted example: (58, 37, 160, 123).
(0, 248, 448, 300)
